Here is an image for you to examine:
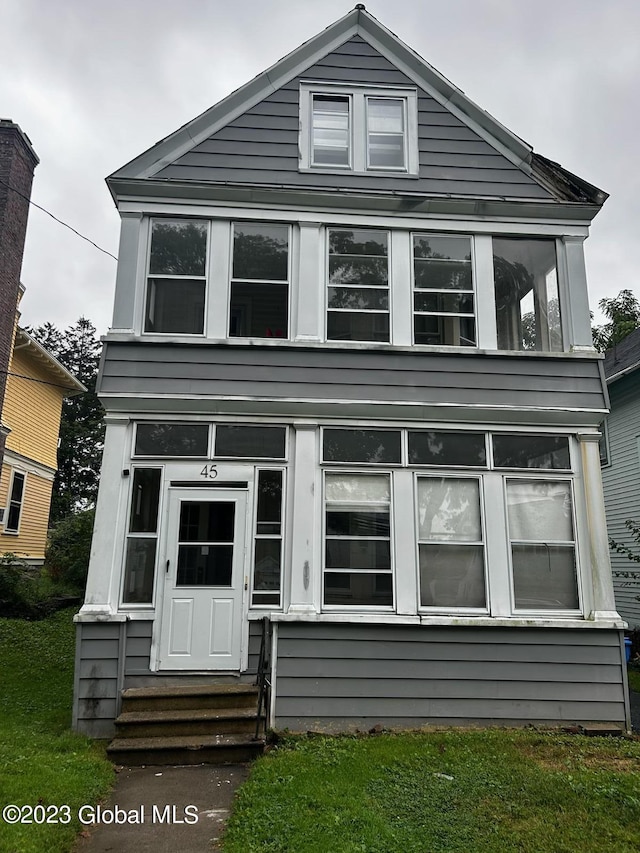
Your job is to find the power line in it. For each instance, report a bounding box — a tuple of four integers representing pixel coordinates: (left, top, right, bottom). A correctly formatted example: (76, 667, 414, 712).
(1, 369, 85, 392)
(0, 176, 118, 261)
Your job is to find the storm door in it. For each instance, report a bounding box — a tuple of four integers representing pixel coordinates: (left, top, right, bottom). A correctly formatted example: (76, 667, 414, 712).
(157, 488, 247, 670)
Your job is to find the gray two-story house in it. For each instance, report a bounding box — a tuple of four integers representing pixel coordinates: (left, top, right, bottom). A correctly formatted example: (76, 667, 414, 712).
(73, 7, 629, 749)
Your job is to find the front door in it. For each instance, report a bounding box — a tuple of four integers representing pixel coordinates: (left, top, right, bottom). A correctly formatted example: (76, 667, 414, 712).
(157, 488, 247, 670)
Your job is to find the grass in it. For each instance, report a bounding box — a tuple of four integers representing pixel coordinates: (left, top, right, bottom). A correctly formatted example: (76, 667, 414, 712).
(222, 729, 640, 853)
(0, 608, 114, 853)
(628, 667, 640, 693)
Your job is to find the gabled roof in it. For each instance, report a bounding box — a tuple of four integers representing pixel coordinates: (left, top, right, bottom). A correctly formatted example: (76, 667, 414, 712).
(12, 328, 86, 396)
(108, 6, 606, 214)
(604, 328, 640, 384)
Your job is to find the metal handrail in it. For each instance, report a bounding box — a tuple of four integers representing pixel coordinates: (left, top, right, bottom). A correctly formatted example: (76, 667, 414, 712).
(254, 616, 271, 741)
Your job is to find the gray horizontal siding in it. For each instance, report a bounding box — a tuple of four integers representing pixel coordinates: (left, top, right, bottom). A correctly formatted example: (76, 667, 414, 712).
(602, 372, 640, 627)
(155, 35, 551, 201)
(99, 342, 606, 415)
(74, 622, 121, 738)
(274, 623, 626, 731)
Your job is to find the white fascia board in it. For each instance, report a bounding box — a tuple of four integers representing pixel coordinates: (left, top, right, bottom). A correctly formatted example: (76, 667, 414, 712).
(108, 11, 361, 183)
(116, 199, 591, 236)
(2, 448, 56, 480)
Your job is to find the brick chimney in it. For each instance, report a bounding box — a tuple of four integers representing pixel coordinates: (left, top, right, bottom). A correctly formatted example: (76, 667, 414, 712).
(0, 120, 39, 469)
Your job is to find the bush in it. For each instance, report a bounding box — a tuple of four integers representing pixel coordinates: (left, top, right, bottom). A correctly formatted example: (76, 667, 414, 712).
(44, 509, 95, 594)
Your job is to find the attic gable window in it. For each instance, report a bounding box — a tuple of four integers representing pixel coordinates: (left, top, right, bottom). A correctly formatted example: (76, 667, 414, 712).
(301, 83, 418, 175)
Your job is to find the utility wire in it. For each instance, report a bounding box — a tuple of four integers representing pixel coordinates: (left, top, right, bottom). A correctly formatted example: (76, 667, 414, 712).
(0, 369, 85, 392)
(0, 176, 118, 261)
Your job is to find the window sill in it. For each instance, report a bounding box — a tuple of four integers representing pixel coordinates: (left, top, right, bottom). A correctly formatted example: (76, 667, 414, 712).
(105, 333, 603, 360)
(298, 166, 419, 180)
(267, 611, 625, 629)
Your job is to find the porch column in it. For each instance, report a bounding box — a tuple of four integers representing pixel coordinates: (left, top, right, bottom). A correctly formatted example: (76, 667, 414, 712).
(578, 432, 621, 621)
(80, 416, 130, 616)
(287, 422, 319, 614)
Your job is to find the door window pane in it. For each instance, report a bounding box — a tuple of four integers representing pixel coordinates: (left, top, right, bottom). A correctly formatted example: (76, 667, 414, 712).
(327, 229, 389, 342)
(135, 423, 209, 457)
(215, 425, 286, 459)
(176, 546, 233, 586)
(408, 431, 486, 467)
(493, 434, 570, 470)
(323, 428, 401, 464)
(145, 220, 207, 334)
(179, 502, 235, 542)
(494, 237, 562, 352)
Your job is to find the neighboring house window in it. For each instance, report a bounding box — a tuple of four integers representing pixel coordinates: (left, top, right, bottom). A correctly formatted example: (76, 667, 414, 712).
(134, 423, 210, 457)
(145, 219, 208, 334)
(327, 229, 390, 342)
(301, 83, 418, 174)
(413, 234, 476, 346)
(229, 222, 290, 338)
(494, 237, 562, 352)
(251, 469, 285, 607)
(324, 472, 393, 608)
(4, 471, 26, 533)
(598, 421, 609, 467)
(122, 468, 161, 604)
(417, 476, 486, 609)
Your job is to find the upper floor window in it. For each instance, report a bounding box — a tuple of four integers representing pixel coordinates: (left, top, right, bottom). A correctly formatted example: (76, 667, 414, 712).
(230, 222, 290, 339)
(327, 229, 390, 342)
(145, 219, 208, 335)
(494, 237, 562, 352)
(301, 83, 418, 175)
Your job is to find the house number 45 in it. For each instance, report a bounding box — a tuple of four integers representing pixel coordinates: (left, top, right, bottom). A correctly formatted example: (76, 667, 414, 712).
(200, 464, 218, 479)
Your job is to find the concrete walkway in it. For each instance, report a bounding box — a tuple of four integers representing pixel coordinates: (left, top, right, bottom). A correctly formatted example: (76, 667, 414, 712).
(73, 763, 249, 853)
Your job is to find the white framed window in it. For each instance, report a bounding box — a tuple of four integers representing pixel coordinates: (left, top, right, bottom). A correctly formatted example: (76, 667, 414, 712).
(412, 233, 476, 346)
(416, 475, 487, 611)
(4, 470, 26, 534)
(121, 467, 162, 606)
(251, 468, 285, 607)
(505, 478, 580, 612)
(229, 222, 290, 339)
(300, 82, 418, 175)
(144, 219, 208, 335)
(326, 228, 391, 343)
(323, 471, 394, 609)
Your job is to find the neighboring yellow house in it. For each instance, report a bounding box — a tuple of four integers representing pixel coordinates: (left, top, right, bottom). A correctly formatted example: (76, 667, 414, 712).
(0, 328, 85, 563)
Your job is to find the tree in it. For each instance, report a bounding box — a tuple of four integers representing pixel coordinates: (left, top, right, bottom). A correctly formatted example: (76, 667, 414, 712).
(592, 289, 640, 352)
(26, 317, 105, 521)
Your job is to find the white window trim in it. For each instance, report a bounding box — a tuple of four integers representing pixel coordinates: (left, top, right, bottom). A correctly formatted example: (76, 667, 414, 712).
(3, 469, 26, 535)
(299, 81, 419, 176)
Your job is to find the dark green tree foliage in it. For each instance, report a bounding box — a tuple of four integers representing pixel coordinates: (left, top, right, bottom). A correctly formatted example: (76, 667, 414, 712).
(44, 509, 96, 592)
(593, 289, 640, 352)
(26, 318, 104, 521)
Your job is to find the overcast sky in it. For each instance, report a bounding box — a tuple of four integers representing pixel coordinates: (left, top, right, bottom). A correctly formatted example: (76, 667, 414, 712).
(2, 0, 639, 335)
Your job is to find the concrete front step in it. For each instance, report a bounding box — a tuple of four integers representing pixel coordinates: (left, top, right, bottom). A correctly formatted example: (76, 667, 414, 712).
(115, 707, 261, 739)
(121, 683, 259, 713)
(107, 733, 265, 766)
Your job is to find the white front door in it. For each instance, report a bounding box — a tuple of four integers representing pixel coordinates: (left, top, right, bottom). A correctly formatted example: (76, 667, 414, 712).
(158, 488, 247, 670)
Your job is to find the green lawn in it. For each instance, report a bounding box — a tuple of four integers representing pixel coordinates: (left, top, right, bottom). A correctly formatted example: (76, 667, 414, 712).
(223, 729, 640, 853)
(628, 667, 640, 694)
(0, 608, 114, 853)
